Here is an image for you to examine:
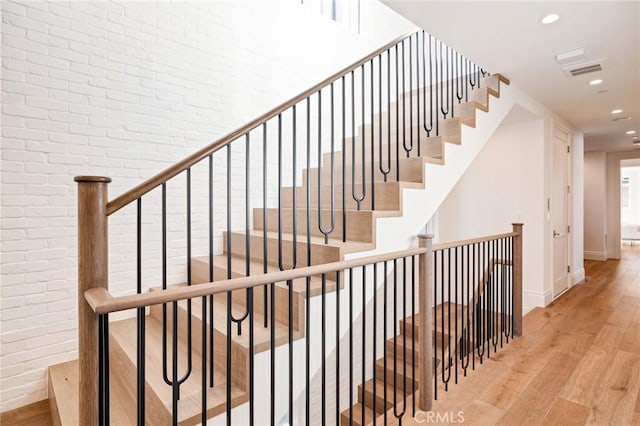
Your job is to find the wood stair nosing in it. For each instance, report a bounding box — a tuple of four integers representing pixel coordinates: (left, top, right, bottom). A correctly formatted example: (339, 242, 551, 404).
(108, 315, 248, 425)
(253, 206, 376, 243)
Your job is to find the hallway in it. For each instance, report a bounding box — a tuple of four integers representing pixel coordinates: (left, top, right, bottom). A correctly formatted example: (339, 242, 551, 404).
(421, 246, 640, 425)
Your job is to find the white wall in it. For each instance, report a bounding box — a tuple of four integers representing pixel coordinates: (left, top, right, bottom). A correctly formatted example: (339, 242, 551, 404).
(437, 117, 546, 314)
(0, 0, 415, 411)
(583, 151, 608, 260)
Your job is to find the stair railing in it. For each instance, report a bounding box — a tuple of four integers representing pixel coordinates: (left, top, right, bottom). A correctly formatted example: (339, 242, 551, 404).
(431, 224, 523, 400)
(74, 29, 501, 425)
(82, 237, 434, 424)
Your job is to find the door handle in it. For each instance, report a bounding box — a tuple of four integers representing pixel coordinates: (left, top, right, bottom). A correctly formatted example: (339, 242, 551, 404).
(553, 230, 560, 237)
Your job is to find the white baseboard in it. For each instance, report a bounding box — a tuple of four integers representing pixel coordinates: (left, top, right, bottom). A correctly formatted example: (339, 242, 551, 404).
(571, 268, 585, 285)
(584, 251, 606, 261)
(523, 288, 553, 313)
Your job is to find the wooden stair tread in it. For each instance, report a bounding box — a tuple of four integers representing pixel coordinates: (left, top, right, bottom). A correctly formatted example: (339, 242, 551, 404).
(359, 377, 407, 413)
(254, 206, 402, 219)
(109, 316, 247, 424)
(227, 229, 375, 253)
(149, 285, 305, 353)
(193, 254, 338, 297)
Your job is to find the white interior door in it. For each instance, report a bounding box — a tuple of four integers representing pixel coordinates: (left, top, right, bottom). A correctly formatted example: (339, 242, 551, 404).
(552, 125, 570, 298)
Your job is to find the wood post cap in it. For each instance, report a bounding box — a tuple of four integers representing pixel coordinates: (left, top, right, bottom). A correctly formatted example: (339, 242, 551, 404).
(74, 176, 112, 183)
(417, 234, 435, 240)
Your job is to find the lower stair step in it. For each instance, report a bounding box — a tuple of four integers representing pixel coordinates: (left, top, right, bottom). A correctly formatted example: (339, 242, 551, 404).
(109, 315, 248, 425)
(357, 378, 406, 414)
(340, 402, 379, 426)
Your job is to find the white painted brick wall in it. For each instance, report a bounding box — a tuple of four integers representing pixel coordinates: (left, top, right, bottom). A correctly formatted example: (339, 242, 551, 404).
(0, 0, 413, 412)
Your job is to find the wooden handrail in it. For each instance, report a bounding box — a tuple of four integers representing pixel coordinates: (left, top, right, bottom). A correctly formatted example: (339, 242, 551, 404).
(433, 231, 518, 251)
(85, 246, 426, 314)
(105, 29, 418, 216)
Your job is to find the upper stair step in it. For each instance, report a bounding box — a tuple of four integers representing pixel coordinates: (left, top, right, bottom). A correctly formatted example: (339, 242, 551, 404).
(223, 229, 374, 269)
(253, 207, 377, 243)
(304, 156, 426, 185)
(281, 180, 421, 212)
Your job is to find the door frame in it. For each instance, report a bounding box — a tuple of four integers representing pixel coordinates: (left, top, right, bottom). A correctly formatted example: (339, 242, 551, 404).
(552, 122, 572, 299)
(606, 151, 640, 259)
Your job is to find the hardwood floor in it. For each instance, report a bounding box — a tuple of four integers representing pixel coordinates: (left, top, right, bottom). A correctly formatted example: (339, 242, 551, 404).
(403, 245, 640, 425)
(0, 400, 52, 426)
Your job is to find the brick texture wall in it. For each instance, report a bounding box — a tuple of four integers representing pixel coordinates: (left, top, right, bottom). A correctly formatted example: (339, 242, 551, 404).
(0, 0, 415, 411)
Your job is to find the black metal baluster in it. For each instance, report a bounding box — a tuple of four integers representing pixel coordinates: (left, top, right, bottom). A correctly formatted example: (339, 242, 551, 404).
(383, 260, 388, 425)
(370, 59, 376, 210)
(349, 267, 354, 426)
(372, 263, 378, 418)
(361, 265, 366, 426)
(379, 53, 390, 181)
(98, 314, 110, 426)
(392, 258, 406, 421)
(208, 154, 215, 387)
(433, 250, 438, 400)
(318, 89, 335, 244)
(492, 239, 499, 352)
(351, 70, 365, 209)
(401, 40, 407, 158)
(136, 197, 145, 425)
(443, 248, 451, 391)
(439, 41, 447, 119)
(246, 133, 255, 425)
(342, 77, 347, 242)
(449, 46, 454, 118)
(407, 35, 413, 157)
(461, 244, 469, 376)
(288, 107, 297, 425)
(395, 45, 400, 180)
(415, 32, 421, 157)
(270, 276, 275, 426)
(305, 96, 312, 426)
(411, 255, 416, 416)
(471, 243, 476, 371)
(336, 270, 341, 426)
(263, 123, 268, 328)
(454, 246, 458, 385)
(322, 272, 327, 426)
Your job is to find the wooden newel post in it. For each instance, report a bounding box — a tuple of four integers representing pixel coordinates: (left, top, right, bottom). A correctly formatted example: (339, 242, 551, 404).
(75, 176, 111, 426)
(512, 223, 523, 337)
(417, 234, 434, 412)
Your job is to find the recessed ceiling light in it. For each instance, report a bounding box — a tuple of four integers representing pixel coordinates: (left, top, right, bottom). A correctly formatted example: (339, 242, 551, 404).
(611, 109, 624, 114)
(589, 79, 603, 85)
(634, 136, 640, 141)
(626, 130, 637, 135)
(541, 13, 560, 24)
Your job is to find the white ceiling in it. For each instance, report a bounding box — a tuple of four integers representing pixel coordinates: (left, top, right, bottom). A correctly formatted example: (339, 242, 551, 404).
(381, 1, 640, 152)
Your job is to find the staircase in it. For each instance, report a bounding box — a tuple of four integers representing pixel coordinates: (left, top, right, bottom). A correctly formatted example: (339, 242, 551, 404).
(48, 29, 518, 426)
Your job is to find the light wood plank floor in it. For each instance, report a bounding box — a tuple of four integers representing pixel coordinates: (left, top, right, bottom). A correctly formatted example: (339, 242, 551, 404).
(404, 245, 640, 425)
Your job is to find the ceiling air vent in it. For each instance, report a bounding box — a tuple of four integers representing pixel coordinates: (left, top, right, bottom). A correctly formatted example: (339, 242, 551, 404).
(569, 64, 602, 76)
(561, 59, 605, 78)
